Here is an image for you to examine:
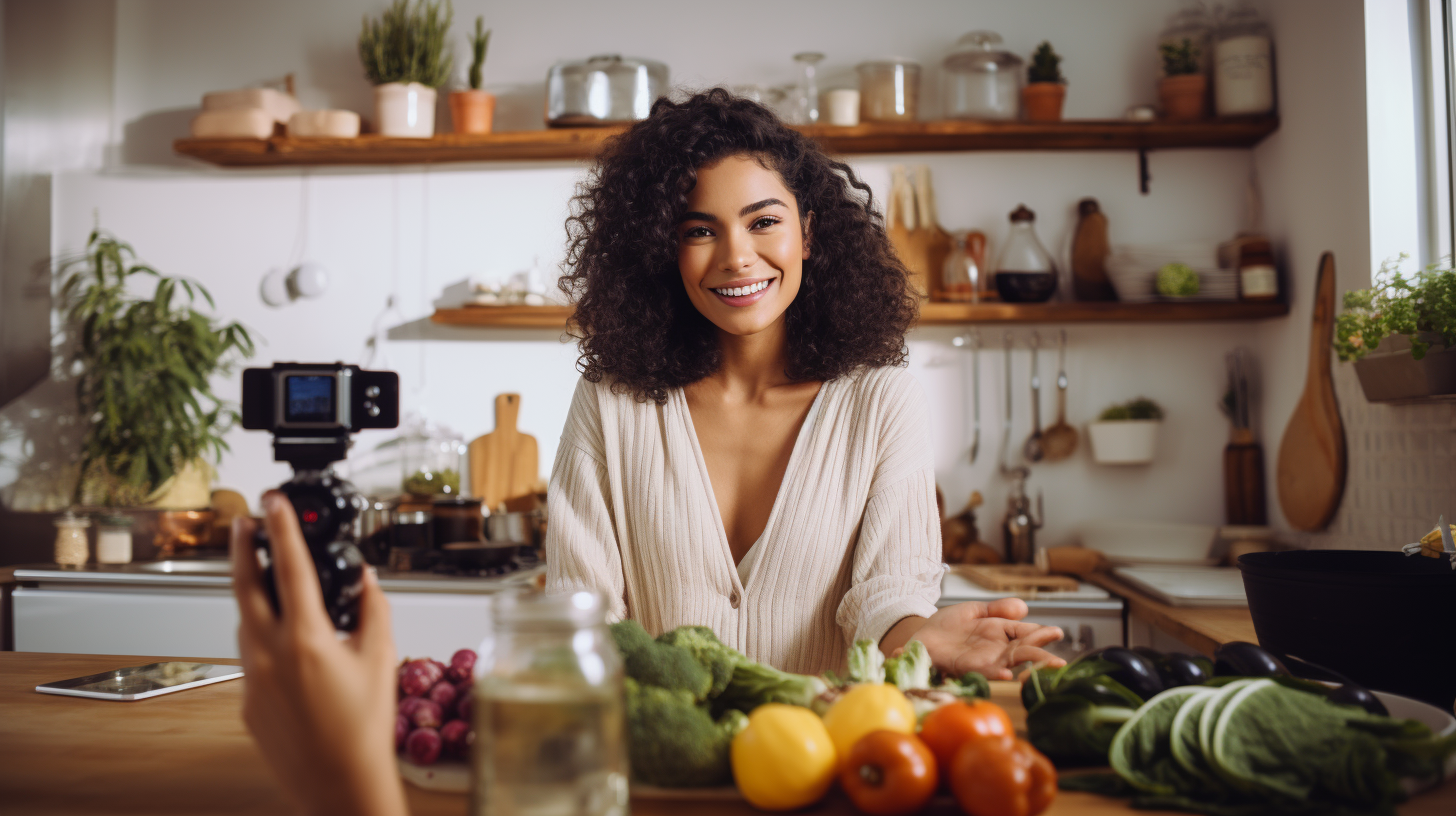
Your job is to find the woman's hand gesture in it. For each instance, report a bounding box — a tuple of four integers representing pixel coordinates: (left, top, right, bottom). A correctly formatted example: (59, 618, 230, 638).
(231, 491, 409, 816)
(910, 599, 1066, 680)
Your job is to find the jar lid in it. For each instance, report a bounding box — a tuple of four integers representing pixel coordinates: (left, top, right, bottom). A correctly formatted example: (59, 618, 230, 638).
(54, 511, 90, 528)
(944, 31, 1024, 72)
(1009, 204, 1036, 223)
(494, 589, 605, 627)
(552, 54, 668, 75)
(856, 58, 922, 71)
(96, 513, 134, 528)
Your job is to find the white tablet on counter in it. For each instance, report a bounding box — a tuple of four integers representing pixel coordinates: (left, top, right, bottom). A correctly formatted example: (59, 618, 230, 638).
(35, 662, 243, 701)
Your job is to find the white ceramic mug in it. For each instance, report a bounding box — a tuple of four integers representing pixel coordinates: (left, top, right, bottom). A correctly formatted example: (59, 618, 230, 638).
(825, 89, 860, 126)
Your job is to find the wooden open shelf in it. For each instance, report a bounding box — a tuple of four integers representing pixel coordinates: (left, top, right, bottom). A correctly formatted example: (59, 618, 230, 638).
(174, 117, 1279, 167)
(430, 299, 1288, 330)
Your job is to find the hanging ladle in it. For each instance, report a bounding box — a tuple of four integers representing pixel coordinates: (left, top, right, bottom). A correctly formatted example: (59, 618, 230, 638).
(1042, 330, 1079, 461)
(1022, 331, 1045, 463)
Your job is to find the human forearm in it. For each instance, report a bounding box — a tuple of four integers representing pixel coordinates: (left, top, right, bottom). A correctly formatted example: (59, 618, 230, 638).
(879, 615, 928, 657)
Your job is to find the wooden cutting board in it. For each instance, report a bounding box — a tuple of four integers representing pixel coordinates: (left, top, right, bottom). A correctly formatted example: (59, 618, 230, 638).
(886, 165, 951, 300)
(1276, 252, 1347, 531)
(951, 564, 1080, 592)
(467, 393, 539, 511)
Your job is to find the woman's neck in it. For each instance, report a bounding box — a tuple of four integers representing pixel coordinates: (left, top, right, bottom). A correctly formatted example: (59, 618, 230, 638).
(709, 320, 792, 401)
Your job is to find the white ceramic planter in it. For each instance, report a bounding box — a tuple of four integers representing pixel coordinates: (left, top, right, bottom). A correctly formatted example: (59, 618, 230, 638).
(374, 82, 437, 137)
(1087, 420, 1160, 465)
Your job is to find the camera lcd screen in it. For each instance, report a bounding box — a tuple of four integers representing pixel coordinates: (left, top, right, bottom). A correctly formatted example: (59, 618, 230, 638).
(284, 375, 336, 423)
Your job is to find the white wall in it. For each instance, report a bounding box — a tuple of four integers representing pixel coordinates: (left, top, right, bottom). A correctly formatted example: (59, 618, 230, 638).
(20, 0, 1430, 557)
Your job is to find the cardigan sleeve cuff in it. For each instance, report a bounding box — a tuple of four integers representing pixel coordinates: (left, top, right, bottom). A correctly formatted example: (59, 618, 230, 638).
(853, 595, 939, 648)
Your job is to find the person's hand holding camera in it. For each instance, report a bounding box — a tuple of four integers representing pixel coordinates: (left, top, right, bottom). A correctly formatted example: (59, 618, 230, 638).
(231, 491, 409, 816)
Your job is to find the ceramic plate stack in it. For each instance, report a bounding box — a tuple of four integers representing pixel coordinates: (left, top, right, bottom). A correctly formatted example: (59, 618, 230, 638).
(1106, 242, 1234, 302)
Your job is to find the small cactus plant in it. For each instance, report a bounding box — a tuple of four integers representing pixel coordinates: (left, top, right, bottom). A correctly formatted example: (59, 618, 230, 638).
(1028, 42, 1065, 84)
(467, 16, 490, 90)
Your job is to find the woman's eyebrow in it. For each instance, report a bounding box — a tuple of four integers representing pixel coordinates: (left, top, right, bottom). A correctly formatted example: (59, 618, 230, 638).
(679, 210, 717, 223)
(740, 198, 787, 216)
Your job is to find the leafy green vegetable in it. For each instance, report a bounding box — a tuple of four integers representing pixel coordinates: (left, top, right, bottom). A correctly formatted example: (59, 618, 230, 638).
(1097, 398, 1164, 422)
(1156, 263, 1201, 297)
(1027, 694, 1137, 766)
(623, 678, 747, 787)
(1168, 688, 1221, 789)
(1109, 686, 1214, 796)
(655, 625, 743, 698)
(846, 639, 885, 685)
(717, 657, 828, 713)
(937, 670, 991, 701)
(609, 620, 712, 702)
(884, 640, 933, 690)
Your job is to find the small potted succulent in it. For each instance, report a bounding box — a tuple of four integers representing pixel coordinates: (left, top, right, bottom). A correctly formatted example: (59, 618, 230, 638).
(1022, 42, 1066, 122)
(1335, 255, 1456, 401)
(1088, 397, 1163, 465)
(359, 0, 453, 138)
(1159, 38, 1207, 121)
(449, 17, 494, 134)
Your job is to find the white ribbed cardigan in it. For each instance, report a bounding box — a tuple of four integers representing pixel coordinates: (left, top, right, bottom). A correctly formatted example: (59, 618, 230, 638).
(544, 365, 944, 675)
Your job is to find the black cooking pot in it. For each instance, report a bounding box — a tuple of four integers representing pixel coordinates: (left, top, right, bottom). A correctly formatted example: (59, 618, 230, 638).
(1239, 550, 1456, 710)
(441, 541, 519, 570)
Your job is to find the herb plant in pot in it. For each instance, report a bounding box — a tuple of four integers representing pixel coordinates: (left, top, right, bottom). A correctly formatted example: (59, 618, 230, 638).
(449, 16, 494, 134)
(1022, 42, 1066, 122)
(1335, 256, 1456, 401)
(1159, 38, 1207, 121)
(60, 230, 256, 509)
(1088, 398, 1163, 465)
(360, 0, 453, 138)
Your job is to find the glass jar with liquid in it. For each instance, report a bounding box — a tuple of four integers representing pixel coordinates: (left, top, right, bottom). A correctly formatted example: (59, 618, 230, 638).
(471, 591, 627, 816)
(994, 205, 1058, 303)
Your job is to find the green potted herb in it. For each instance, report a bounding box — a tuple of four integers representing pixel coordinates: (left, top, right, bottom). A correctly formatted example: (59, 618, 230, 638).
(448, 16, 494, 134)
(1334, 255, 1456, 401)
(60, 230, 256, 507)
(1022, 42, 1066, 122)
(1159, 38, 1207, 121)
(1088, 398, 1163, 465)
(359, 0, 453, 138)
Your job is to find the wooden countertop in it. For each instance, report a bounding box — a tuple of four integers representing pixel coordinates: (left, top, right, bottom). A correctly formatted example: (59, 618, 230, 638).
(2, 651, 1451, 815)
(1083, 571, 1259, 657)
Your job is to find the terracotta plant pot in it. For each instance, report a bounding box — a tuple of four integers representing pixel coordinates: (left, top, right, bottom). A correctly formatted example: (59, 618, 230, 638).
(1021, 82, 1066, 122)
(449, 90, 496, 135)
(374, 82, 437, 138)
(1159, 74, 1208, 121)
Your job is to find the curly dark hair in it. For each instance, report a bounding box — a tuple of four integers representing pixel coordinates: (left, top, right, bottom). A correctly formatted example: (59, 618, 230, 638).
(560, 88, 917, 404)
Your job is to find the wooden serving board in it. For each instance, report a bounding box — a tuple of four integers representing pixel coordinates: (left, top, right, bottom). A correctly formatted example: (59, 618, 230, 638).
(1276, 253, 1347, 531)
(952, 563, 1080, 592)
(468, 393, 539, 512)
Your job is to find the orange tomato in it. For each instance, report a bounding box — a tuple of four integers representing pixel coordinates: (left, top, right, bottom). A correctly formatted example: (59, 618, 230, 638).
(918, 699, 1015, 774)
(838, 730, 939, 816)
(949, 734, 1057, 816)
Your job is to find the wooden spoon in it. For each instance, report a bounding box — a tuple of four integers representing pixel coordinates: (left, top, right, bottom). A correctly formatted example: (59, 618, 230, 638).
(1041, 330, 1079, 461)
(1276, 252, 1347, 530)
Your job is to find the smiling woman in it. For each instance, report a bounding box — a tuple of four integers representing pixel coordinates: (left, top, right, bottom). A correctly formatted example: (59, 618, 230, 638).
(550, 89, 1066, 677)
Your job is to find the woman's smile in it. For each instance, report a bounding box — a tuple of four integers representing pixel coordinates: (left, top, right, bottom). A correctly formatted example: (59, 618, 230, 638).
(710, 277, 775, 306)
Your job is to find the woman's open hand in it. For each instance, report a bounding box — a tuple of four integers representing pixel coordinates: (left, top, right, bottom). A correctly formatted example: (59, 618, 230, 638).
(231, 491, 409, 816)
(910, 599, 1066, 680)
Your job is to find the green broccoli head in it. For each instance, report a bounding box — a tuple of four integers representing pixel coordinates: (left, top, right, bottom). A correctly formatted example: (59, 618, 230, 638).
(656, 625, 744, 698)
(623, 677, 745, 787)
(1156, 262, 1201, 297)
(884, 640, 933, 690)
(717, 660, 829, 713)
(847, 639, 886, 685)
(610, 620, 713, 702)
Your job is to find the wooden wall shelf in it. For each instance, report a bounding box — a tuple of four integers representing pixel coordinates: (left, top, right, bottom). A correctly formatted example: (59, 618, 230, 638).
(430, 299, 1288, 330)
(174, 117, 1279, 168)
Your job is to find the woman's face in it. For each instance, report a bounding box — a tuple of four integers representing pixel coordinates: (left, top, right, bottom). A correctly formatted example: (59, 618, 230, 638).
(677, 155, 809, 337)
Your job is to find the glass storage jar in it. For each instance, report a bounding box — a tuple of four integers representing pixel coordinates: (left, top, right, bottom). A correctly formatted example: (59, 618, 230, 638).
(472, 591, 627, 816)
(942, 230, 989, 302)
(399, 416, 468, 499)
(856, 59, 921, 122)
(53, 511, 90, 567)
(1214, 3, 1274, 116)
(95, 514, 135, 565)
(546, 55, 669, 126)
(942, 31, 1023, 120)
(995, 205, 1058, 303)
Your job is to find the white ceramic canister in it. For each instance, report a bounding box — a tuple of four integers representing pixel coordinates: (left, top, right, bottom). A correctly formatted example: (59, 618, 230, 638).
(374, 82, 438, 138)
(824, 89, 860, 126)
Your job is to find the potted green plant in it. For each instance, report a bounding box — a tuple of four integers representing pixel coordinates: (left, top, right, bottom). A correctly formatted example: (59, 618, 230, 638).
(1022, 42, 1066, 122)
(359, 0, 453, 138)
(448, 16, 494, 134)
(1088, 398, 1163, 464)
(1334, 255, 1456, 401)
(1159, 38, 1207, 121)
(60, 230, 256, 508)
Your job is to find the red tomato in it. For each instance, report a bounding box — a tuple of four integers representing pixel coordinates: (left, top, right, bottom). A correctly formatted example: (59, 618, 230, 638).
(838, 730, 939, 816)
(949, 734, 1057, 816)
(919, 699, 1015, 774)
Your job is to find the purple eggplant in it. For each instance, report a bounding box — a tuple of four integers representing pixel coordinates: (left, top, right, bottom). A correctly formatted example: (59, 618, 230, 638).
(1213, 641, 1289, 678)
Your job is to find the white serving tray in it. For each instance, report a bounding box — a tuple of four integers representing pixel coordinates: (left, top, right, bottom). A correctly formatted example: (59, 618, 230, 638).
(1112, 565, 1248, 607)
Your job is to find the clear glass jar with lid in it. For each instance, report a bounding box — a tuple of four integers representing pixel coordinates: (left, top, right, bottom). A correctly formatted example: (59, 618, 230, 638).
(53, 511, 90, 567)
(856, 59, 921, 122)
(398, 415, 468, 499)
(942, 31, 1023, 120)
(994, 205, 1059, 303)
(471, 590, 627, 816)
(1214, 3, 1274, 116)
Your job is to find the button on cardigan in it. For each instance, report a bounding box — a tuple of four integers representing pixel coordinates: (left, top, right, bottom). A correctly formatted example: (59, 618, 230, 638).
(544, 365, 945, 675)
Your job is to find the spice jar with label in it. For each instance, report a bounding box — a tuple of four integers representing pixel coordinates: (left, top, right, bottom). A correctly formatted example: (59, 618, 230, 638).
(1214, 3, 1275, 116)
(96, 514, 135, 565)
(53, 511, 90, 567)
(1237, 238, 1279, 301)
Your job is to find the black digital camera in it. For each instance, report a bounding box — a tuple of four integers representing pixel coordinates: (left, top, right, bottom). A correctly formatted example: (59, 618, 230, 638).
(241, 363, 399, 630)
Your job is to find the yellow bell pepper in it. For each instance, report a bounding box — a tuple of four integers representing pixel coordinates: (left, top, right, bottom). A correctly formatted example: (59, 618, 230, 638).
(821, 683, 917, 765)
(731, 703, 837, 810)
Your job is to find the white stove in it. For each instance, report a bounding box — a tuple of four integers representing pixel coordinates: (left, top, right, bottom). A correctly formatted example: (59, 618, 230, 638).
(938, 568, 1126, 658)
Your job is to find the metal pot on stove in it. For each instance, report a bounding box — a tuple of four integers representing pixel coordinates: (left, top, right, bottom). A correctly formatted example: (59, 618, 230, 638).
(546, 54, 669, 126)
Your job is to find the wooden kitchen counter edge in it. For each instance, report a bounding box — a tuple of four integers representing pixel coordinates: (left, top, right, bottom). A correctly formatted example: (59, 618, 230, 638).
(2, 651, 1451, 815)
(1083, 570, 1259, 657)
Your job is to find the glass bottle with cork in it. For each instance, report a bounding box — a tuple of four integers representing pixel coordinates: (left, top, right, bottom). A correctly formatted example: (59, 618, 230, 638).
(994, 205, 1058, 303)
